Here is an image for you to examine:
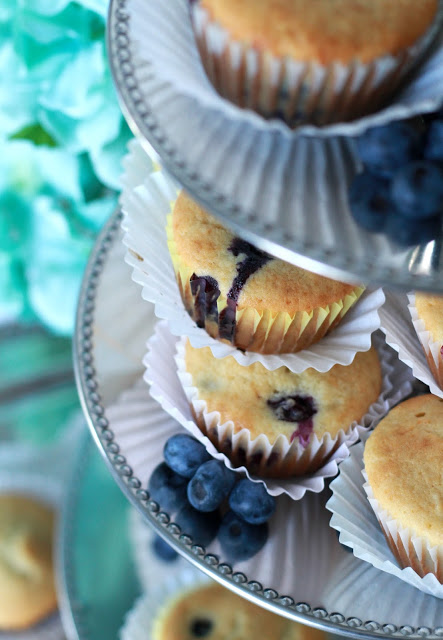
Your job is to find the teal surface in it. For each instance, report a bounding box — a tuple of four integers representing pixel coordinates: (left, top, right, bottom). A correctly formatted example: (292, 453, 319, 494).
(60, 433, 140, 640)
(0, 324, 78, 445)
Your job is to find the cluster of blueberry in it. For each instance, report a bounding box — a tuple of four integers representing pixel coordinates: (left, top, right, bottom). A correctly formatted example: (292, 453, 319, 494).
(148, 434, 276, 562)
(348, 110, 443, 247)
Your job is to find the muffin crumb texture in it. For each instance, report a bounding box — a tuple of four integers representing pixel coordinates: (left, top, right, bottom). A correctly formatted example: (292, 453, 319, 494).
(199, 0, 438, 63)
(364, 395, 443, 548)
(185, 341, 382, 443)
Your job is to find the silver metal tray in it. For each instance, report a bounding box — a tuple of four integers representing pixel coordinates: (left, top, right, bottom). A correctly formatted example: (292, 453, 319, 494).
(107, 0, 443, 292)
(73, 208, 443, 640)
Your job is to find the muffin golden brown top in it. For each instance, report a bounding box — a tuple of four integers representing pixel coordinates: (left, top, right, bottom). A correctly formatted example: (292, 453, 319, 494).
(185, 341, 382, 444)
(171, 191, 360, 315)
(153, 582, 327, 640)
(364, 395, 443, 548)
(198, 0, 438, 63)
(0, 494, 57, 630)
(414, 292, 443, 346)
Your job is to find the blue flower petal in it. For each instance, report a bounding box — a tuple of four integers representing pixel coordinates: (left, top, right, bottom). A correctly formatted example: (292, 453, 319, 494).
(28, 196, 92, 335)
(89, 121, 133, 190)
(76, 194, 117, 232)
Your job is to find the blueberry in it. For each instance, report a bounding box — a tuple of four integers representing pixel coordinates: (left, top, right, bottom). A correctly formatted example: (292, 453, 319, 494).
(218, 510, 268, 561)
(391, 161, 443, 219)
(424, 121, 443, 163)
(219, 237, 273, 341)
(356, 120, 422, 177)
(187, 460, 236, 512)
(190, 274, 220, 328)
(152, 535, 179, 562)
(164, 434, 211, 478)
(267, 394, 316, 423)
(148, 462, 188, 511)
(190, 618, 214, 637)
(228, 478, 276, 525)
(385, 213, 441, 248)
(348, 171, 392, 232)
(175, 503, 221, 547)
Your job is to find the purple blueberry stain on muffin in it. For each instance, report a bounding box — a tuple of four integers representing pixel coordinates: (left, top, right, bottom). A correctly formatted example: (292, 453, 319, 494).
(267, 394, 317, 447)
(190, 273, 220, 328)
(219, 237, 273, 341)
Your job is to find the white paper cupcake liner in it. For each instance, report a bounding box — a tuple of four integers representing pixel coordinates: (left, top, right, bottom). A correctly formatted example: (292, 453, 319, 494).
(379, 290, 443, 398)
(116, 2, 443, 276)
(121, 158, 385, 373)
(407, 292, 443, 390)
(128, 0, 443, 139)
(363, 471, 443, 584)
(119, 568, 209, 640)
(191, 3, 442, 127)
(327, 442, 443, 598)
(105, 379, 338, 594)
(127, 508, 190, 593)
(0, 473, 65, 640)
(144, 320, 413, 499)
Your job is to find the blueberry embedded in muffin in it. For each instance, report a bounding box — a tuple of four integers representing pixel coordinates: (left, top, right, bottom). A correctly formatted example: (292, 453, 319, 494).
(167, 191, 364, 354)
(152, 581, 329, 640)
(181, 339, 382, 477)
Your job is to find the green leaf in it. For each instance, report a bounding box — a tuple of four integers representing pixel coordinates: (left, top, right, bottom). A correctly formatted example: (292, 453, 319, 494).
(10, 123, 58, 147)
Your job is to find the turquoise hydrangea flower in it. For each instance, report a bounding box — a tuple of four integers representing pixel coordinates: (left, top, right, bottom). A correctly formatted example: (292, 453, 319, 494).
(0, 1, 133, 334)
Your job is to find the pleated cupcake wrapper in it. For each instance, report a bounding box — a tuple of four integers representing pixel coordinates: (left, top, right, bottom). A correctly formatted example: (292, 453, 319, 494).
(191, 3, 442, 127)
(121, 158, 385, 373)
(0, 473, 65, 640)
(407, 292, 443, 391)
(131, 0, 443, 138)
(122, 3, 443, 268)
(144, 320, 413, 498)
(363, 472, 443, 584)
(120, 568, 210, 640)
(327, 442, 443, 598)
(379, 290, 443, 398)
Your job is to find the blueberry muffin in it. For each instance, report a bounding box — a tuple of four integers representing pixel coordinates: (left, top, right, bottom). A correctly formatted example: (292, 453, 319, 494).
(182, 339, 382, 477)
(190, 0, 439, 125)
(412, 292, 443, 389)
(168, 191, 363, 354)
(153, 581, 327, 640)
(0, 494, 57, 630)
(364, 395, 443, 581)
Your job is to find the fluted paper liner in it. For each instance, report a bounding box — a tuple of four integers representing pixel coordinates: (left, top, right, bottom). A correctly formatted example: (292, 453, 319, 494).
(408, 292, 443, 390)
(191, 3, 443, 127)
(327, 442, 443, 598)
(144, 320, 413, 498)
(379, 290, 443, 398)
(117, 4, 443, 273)
(363, 471, 443, 584)
(128, 0, 443, 138)
(121, 163, 385, 373)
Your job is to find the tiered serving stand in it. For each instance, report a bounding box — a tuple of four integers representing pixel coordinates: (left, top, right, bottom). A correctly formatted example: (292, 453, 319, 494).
(67, 1, 443, 638)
